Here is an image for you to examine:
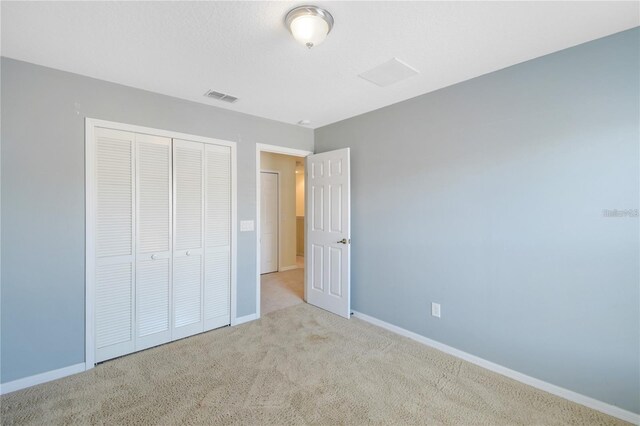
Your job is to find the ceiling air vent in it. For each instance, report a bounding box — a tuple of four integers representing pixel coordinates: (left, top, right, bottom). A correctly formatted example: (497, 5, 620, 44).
(204, 89, 238, 103)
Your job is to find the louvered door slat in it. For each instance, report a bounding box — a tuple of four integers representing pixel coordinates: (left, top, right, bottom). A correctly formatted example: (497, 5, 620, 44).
(95, 263, 132, 347)
(174, 255, 202, 327)
(205, 147, 231, 248)
(204, 249, 230, 328)
(137, 137, 171, 253)
(136, 258, 170, 337)
(97, 136, 133, 257)
(175, 146, 203, 250)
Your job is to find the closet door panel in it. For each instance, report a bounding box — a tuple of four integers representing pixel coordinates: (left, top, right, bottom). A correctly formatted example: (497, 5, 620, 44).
(172, 139, 204, 339)
(204, 145, 231, 330)
(94, 128, 135, 362)
(135, 134, 172, 350)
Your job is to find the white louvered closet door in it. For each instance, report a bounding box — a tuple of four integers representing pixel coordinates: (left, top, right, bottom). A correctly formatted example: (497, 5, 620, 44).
(204, 144, 232, 330)
(172, 139, 205, 339)
(135, 134, 172, 350)
(94, 128, 136, 363)
(92, 124, 234, 364)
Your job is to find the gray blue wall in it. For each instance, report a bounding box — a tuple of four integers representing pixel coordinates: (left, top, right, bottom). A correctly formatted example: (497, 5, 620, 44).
(0, 58, 313, 383)
(315, 28, 639, 413)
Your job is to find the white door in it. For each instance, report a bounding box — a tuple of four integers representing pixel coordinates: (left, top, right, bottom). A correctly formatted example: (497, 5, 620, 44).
(135, 133, 172, 351)
(172, 139, 204, 339)
(90, 122, 235, 365)
(305, 148, 351, 318)
(260, 172, 278, 274)
(94, 128, 136, 362)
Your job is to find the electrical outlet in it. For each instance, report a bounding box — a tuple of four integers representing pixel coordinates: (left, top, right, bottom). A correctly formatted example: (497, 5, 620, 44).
(431, 302, 441, 318)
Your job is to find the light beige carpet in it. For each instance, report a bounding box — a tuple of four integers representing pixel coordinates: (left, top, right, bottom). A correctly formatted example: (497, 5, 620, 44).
(1, 303, 627, 425)
(261, 267, 304, 315)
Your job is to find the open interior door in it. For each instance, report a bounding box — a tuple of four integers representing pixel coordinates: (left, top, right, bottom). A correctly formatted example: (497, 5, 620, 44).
(305, 148, 350, 319)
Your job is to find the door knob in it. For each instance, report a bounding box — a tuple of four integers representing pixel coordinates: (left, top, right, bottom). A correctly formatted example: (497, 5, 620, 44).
(337, 238, 348, 244)
(186, 250, 191, 256)
(151, 254, 157, 260)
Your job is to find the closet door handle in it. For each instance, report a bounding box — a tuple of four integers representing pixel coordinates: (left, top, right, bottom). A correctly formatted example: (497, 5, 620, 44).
(151, 254, 158, 260)
(186, 250, 191, 256)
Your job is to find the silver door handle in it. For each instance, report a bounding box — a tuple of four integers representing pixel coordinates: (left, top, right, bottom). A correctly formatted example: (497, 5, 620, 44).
(151, 254, 158, 260)
(186, 250, 191, 256)
(337, 238, 348, 244)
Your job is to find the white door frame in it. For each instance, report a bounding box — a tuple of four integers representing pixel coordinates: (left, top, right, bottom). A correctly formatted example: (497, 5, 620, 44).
(85, 118, 238, 370)
(259, 170, 280, 274)
(255, 144, 312, 319)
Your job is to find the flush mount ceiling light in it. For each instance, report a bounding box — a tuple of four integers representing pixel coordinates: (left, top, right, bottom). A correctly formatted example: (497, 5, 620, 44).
(285, 5, 334, 49)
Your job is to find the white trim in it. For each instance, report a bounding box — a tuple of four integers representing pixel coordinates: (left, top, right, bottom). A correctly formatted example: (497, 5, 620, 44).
(85, 118, 238, 370)
(256, 143, 312, 158)
(231, 313, 258, 326)
(352, 310, 640, 425)
(0, 363, 86, 395)
(255, 144, 312, 321)
(85, 120, 96, 369)
(278, 265, 298, 272)
(229, 140, 238, 332)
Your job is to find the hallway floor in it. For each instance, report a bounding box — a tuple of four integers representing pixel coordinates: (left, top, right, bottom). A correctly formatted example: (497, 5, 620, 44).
(261, 257, 304, 315)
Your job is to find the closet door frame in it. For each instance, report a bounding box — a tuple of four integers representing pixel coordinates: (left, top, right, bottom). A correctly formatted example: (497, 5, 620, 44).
(85, 118, 237, 370)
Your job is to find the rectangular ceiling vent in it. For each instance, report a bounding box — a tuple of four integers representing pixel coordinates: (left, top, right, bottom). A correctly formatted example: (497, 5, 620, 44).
(204, 89, 238, 103)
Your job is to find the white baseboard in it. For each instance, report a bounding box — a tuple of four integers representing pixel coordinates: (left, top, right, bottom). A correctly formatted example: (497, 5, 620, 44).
(0, 362, 86, 396)
(352, 310, 639, 425)
(232, 313, 258, 326)
(279, 265, 298, 272)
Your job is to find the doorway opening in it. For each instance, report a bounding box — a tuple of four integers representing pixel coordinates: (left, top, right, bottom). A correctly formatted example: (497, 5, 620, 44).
(255, 144, 312, 318)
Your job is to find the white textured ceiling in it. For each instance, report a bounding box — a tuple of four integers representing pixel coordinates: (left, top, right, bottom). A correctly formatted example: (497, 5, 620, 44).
(2, 1, 638, 128)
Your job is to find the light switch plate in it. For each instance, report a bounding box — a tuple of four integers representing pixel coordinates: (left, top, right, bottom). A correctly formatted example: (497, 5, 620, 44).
(240, 220, 255, 232)
(431, 303, 441, 318)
